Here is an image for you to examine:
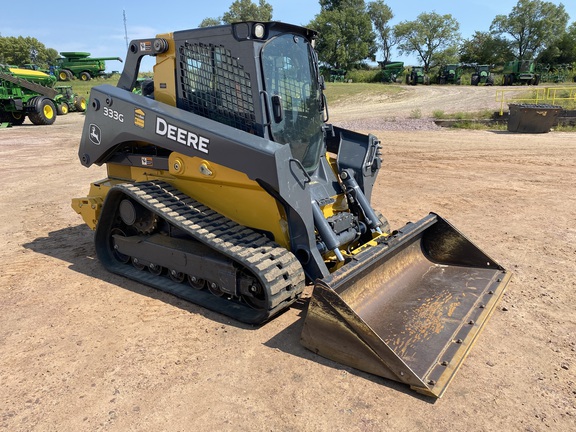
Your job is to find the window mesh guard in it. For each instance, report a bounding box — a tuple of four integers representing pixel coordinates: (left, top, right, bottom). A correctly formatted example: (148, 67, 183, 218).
(178, 42, 257, 134)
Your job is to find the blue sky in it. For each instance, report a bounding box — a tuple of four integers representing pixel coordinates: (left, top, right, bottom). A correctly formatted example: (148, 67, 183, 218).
(1, 0, 573, 71)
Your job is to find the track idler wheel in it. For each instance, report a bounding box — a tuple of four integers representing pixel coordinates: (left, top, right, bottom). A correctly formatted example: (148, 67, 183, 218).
(148, 263, 163, 276)
(169, 269, 186, 283)
(132, 258, 146, 270)
(242, 281, 267, 310)
(188, 276, 206, 290)
(208, 281, 224, 297)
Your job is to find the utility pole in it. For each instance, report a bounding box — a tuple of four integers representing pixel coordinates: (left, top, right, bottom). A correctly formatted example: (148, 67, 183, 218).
(123, 10, 129, 49)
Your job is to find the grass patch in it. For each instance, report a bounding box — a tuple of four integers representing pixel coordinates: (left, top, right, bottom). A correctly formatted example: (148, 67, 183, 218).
(62, 76, 407, 111)
(450, 121, 506, 130)
(59, 74, 121, 98)
(450, 121, 576, 132)
(433, 109, 495, 120)
(553, 124, 576, 132)
(409, 108, 422, 119)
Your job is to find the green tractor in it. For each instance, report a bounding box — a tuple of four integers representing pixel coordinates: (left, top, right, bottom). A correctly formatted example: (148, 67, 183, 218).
(378, 61, 404, 83)
(405, 66, 429, 85)
(328, 68, 347, 83)
(55, 52, 123, 81)
(0, 65, 60, 126)
(437, 64, 462, 84)
(471, 65, 494, 86)
(132, 77, 155, 97)
(54, 85, 87, 114)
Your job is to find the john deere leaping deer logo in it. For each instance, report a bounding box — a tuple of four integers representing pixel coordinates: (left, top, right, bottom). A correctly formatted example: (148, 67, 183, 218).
(89, 124, 101, 145)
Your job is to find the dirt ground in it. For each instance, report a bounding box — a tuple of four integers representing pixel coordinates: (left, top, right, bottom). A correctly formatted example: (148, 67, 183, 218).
(1, 85, 575, 432)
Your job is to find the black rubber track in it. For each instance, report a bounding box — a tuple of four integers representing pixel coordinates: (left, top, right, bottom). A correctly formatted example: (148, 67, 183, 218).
(94, 181, 305, 324)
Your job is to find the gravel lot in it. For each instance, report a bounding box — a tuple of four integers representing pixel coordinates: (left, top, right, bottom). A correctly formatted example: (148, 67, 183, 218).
(1, 84, 575, 431)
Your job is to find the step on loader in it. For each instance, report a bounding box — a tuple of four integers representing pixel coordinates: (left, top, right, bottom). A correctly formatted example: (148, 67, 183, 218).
(72, 22, 510, 398)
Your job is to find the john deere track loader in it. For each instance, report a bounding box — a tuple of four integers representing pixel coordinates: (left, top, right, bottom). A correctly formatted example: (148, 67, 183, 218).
(72, 22, 510, 398)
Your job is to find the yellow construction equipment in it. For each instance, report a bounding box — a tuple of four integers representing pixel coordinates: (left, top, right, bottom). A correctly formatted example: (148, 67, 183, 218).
(72, 22, 510, 398)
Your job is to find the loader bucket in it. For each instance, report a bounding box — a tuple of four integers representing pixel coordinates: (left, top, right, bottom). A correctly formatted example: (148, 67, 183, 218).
(301, 213, 511, 398)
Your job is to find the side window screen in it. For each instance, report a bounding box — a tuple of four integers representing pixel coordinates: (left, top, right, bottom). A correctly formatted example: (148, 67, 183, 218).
(178, 42, 258, 135)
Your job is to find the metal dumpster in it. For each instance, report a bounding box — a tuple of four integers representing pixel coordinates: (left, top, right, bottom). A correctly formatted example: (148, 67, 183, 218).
(507, 103, 563, 133)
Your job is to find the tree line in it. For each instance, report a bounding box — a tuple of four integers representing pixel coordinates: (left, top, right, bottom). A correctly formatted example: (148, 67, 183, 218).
(0, 36, 59, 67)
(2, 0, 574, 74)
(200, 0, 575, 72)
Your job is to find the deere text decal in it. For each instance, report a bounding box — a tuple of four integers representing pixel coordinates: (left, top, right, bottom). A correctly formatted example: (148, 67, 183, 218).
(155, 116, 209, 154)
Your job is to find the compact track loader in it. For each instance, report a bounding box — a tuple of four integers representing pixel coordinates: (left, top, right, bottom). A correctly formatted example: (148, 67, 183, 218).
(72, 22, 510, 398)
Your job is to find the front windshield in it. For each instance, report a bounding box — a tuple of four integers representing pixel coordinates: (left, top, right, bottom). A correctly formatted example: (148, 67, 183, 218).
(520, 61, 531, 72)
(261, 34, 324, 173)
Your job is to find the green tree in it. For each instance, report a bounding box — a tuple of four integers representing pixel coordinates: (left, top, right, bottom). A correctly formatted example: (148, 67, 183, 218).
(490, 0, 569, 60)
(393, 12, 461, 72)
(319, 0, 355, 9)
(367, 0, 397, 64)
(199, 0, 273, 27)
(223, 0, 272, 22)
(45, 48, 59, 66)
(537, 21, 576, 64)
(309, 0, 376, 70)
(199, 18, 222, 28)
(459, 31, 514, 65)
(0, 36, 58, 67)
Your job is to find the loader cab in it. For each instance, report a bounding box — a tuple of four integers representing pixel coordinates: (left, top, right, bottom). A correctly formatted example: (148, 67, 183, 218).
(170, 22, 325, 173)
(116, 22, 326, 174)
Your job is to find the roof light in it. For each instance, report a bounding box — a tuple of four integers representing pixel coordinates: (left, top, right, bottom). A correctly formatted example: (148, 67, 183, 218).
(253, 23, 265, 39)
